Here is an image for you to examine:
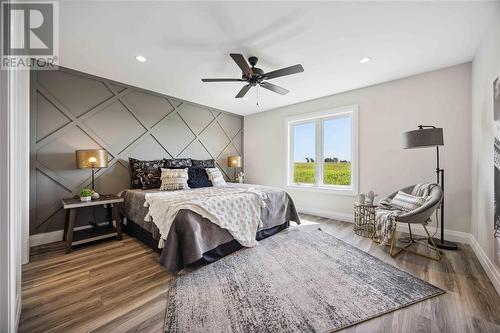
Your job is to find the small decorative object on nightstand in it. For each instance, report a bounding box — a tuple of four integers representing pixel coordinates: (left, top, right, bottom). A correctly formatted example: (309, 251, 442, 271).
(61, 194, 124, 253)
(237, 171, 245, 183)
(79, 188, 93, 202)
(354, 202, 377, 238)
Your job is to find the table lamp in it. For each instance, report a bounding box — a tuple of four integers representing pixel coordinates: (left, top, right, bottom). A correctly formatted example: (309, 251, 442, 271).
(402, 125, 457, 250)
(227, 156, 241, 182)
(76, 149, 108, 194)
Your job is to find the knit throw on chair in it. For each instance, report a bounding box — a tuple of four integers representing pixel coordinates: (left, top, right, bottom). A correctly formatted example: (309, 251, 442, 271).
(374, 183, 438, 245)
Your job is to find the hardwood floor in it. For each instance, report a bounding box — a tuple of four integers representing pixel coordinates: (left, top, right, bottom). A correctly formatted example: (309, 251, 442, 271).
(20, 215, 500, 333)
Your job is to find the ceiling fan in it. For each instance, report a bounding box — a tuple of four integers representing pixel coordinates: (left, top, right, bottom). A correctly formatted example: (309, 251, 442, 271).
(202, 53, 304, 99)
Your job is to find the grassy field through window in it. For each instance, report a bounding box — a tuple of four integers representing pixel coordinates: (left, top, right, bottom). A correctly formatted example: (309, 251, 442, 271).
(293, 162, 351, 186)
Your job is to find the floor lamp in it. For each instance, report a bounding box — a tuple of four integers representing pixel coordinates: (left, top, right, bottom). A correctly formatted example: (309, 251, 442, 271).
(402, 125, 458, 250)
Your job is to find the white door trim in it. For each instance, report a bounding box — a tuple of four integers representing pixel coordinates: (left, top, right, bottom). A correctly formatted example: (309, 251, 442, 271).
(0, 57, 14, 333)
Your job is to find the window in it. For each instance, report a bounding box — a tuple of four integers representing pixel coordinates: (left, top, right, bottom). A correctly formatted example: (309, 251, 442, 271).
(285, 105, 358, 194)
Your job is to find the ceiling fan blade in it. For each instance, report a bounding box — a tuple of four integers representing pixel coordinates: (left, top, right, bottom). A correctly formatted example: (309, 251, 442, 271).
(235, 84, 253, 98)
(263, 64, 304, 80)
(202, 78, 244, 82)
(260, 82, 289, 95)
(230, 53, 253, 77)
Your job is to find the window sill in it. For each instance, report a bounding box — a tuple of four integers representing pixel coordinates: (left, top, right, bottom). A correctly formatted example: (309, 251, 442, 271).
(285, 184, 358, 196)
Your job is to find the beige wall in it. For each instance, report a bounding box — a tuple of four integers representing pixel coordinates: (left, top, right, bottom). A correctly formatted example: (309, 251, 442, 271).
(245, 63, 472, 233)
(471, 9, 500, 274)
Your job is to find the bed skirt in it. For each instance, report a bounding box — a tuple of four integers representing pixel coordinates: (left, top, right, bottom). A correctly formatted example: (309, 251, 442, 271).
(124, 219, 290, 270)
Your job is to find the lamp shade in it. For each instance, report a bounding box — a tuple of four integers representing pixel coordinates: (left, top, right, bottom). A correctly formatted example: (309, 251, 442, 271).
(76, 149, 108, 169)
(402, 128, 443, 149)
(227, 156, 241, 168)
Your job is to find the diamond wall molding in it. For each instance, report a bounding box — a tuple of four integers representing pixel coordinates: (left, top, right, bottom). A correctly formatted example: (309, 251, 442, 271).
(30, 67, 243, 234)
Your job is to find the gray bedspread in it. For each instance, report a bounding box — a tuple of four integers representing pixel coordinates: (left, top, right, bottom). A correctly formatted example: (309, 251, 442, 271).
(119, 183, 300, 272)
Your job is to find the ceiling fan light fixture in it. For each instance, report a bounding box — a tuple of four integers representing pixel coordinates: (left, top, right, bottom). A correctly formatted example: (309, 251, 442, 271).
(360, 57, 371, 64)
(135, 55, 146, 63)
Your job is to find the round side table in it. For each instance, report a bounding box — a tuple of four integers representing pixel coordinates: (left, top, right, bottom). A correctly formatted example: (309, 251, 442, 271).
(353, 203, 377, 239)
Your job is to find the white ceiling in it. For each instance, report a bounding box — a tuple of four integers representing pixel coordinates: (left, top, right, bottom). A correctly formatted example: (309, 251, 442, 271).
(59, 1, 499, 116)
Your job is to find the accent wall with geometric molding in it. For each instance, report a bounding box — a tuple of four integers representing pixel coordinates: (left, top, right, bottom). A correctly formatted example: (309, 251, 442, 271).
(30, 67, 243, 235)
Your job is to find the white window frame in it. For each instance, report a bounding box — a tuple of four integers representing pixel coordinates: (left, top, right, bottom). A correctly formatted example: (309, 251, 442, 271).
(284, 105, 359, 196)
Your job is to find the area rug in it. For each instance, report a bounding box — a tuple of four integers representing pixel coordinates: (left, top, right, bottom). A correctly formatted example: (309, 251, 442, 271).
(165, 228, 444, 332)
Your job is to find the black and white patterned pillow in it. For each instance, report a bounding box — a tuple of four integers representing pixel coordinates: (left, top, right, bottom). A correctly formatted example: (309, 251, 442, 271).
(192, 159, 216, 168)
(128, 158, 163, 189)
(163, 158, 192, 168)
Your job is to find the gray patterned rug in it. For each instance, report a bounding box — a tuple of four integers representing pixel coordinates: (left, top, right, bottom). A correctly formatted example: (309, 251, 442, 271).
(165, 228, 444, 332)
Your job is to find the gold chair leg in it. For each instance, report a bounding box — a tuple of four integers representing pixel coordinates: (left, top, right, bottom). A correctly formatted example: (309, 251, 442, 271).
(389, 223, 411, 258)
(388, 222, 442, 261)
(389, 223, 397, 256)
(422, 224, 442, 260)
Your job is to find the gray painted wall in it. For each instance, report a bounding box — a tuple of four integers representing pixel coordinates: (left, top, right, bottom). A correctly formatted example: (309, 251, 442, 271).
(30, 67, 243, 235)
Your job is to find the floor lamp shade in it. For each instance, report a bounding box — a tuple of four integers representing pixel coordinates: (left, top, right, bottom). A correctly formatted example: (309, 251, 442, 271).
(402, 128, 443, 149)
(76, 149, 108, 169)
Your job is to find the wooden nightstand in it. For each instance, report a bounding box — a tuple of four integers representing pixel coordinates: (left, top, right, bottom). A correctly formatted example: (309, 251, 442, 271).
(61, 194, 124, 253)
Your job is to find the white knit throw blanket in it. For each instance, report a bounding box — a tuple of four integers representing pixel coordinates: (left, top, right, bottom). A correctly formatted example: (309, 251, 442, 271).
(143, 187, 267, 248)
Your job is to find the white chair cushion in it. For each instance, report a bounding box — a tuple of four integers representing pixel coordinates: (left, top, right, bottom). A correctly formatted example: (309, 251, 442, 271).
(390, 191, 427, 212)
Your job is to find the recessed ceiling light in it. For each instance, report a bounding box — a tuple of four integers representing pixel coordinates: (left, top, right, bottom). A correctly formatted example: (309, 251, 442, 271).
(135, 55, 146, 63)
(360, 57, 371, 64)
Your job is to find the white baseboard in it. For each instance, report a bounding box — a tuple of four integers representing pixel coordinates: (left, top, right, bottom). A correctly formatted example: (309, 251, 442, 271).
(402, 224, 472, 245)
(469, 236, 500, 296)
(297, 207, 500, 295)
(297, 208, 470, 244)
(297, 207, 354, 223)
(30, 223, 109, 247)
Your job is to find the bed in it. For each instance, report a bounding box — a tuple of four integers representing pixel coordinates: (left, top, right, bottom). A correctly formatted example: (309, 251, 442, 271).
(119, 183, 300, 272)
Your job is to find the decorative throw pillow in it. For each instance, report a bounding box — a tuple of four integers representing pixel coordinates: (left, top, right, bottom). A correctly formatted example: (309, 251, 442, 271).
(187, 166, 212, 188)
(192, 159, 216, 168)
(205, 168, 227, 187)
(390, 191, 427, 212)
(159, 168, 189, 191)
(163, 158, 192, 169)
(128, 158, 163, 189)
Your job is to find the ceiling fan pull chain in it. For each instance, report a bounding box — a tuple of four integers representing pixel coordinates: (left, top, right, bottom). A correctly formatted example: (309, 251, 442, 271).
(256, 85, 259, 106)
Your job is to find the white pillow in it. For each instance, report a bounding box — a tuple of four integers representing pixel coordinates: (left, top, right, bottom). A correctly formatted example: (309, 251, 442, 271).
(159, 168, 189, 191)
(205, 168, 226, 187)
(390, 191, 426, 212)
